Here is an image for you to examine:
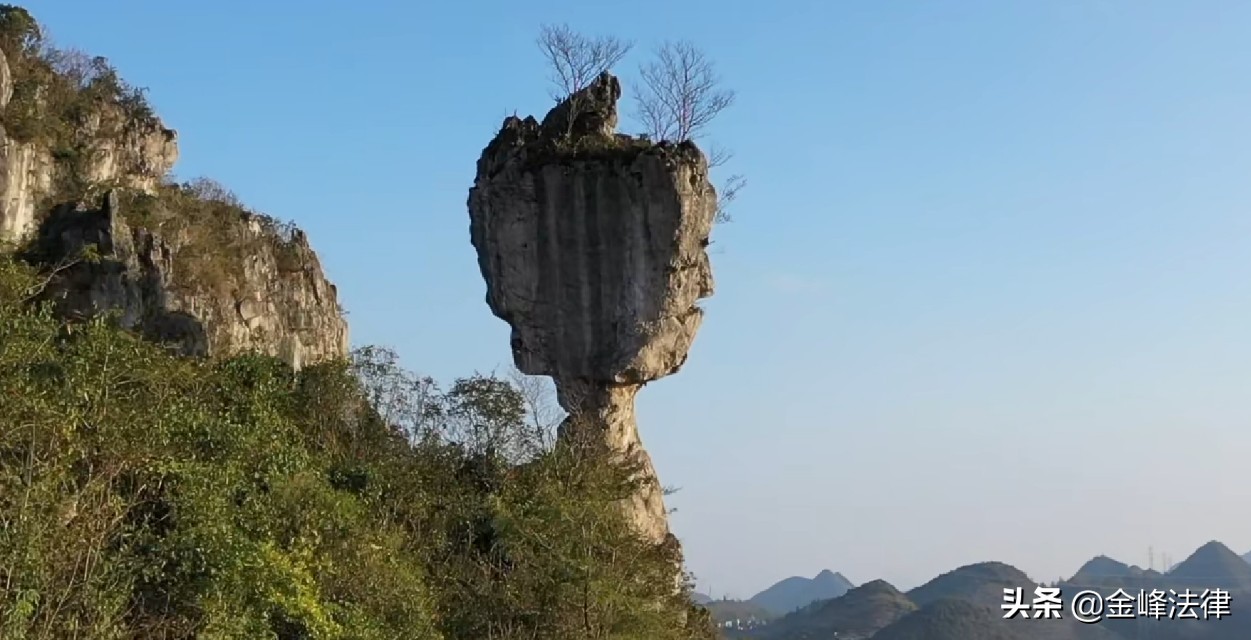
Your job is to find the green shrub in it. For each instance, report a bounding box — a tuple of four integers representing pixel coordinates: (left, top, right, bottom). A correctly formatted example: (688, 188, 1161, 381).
(114, 178, 312, 297)
(0, 254, 713, 640)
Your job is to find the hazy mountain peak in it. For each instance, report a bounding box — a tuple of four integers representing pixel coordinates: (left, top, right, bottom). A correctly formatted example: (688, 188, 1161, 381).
(814, 569, 854, 587)
(1194, 539, 1234, 555)
(906, 561, 1035, 608)
(1071, 554, 1139, 582)
(748, 568, 855, 615)
(1169, 540, 1251, 591)
(756, 577, 916, 639)
(858, 578, 904, 594)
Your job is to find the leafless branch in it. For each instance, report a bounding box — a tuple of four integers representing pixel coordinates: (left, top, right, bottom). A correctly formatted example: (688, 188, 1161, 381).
(350, 346, 442, 444)
(185, 176, 242, 207)
(44, 47, 95, 88)
(634, 41, 743, 223)
(714, 174, 746, 224)
(536, 24, 633, 100)
(507, 366, 564, 451)
(634, 40, 734, 142)
(707, 144, 733, 170)
(22, 247, 97, 303)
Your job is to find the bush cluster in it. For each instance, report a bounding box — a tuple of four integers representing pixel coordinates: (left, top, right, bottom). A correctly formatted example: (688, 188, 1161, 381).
(0, 255, 714, 640)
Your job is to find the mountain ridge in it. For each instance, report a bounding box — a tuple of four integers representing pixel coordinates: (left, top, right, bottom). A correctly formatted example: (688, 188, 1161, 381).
(716, 541, 1251, 639)
(752, 578, 916, 639)
(1166, 540, 1251, 591)
(747, 568, 856, 615)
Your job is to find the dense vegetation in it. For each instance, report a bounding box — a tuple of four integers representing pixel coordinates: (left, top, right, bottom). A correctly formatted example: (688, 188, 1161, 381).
(0, 254, 714, 638)
(0, 6, 718, 638)
(114, 178, 311, 293)
(904, 562, 1035, 608)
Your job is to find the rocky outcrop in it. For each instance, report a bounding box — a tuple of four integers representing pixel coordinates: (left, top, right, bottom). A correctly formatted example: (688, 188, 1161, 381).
(467, 72, 717, 544)
(77, 106, 179, 193)
(0, 47, 178, 243)
(32, 191, 348, 368)
(0, 135, 53, 241)
(0, 24, 346, 369)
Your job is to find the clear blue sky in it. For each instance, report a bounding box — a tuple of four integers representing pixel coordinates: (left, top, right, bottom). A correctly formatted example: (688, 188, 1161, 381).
(31, 0, 1251, 596)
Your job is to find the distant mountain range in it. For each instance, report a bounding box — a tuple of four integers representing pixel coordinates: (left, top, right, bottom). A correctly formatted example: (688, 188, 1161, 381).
(1067, 555, 1154, 583)
(700, 569, 856, 629)
(748, 579, 916, 638)
(750, 569, 856, 615)
(701, 569, 855, 618)
(872, 599, 1027, 640)
(707, 540, 1251, 640)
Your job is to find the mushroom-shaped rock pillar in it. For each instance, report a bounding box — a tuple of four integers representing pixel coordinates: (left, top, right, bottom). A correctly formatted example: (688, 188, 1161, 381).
(466, 72, 716, 545)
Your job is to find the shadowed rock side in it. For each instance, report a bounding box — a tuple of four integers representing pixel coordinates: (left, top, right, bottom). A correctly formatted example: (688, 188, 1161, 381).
(467, 72, 717, 543)
(31, 191, 348, 367)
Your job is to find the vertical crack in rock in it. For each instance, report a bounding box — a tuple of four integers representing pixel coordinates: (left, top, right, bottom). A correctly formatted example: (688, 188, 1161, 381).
(467, 72, 716, 546)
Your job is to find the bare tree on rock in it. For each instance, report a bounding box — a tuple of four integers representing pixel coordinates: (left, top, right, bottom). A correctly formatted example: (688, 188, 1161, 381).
(536, 23, 633, 138)
(634, 40, 733, 143)
(634, 40, 743, 223)
(705, 146, 746, 224)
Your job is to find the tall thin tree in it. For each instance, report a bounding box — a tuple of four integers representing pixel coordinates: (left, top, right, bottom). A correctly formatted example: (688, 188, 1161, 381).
(634, 41, 742, 223)
(634, 40, 734, 143)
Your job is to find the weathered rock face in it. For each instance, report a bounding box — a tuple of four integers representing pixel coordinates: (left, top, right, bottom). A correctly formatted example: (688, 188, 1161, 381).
(78, 106, 179, 193)
(0, 37, 346, 369)
(467, 72, 717, 543)
(0, 48, 179, 242)
(553, 381, 675, 543)
(0, 136, 53, 241)
(33, 191, 348, 368)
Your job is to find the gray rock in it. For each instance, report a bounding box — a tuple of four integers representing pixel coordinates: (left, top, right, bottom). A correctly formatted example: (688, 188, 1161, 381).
(538, 71, 621, 139)
(467, 72, 716, 543)
(31, 190, 348, 369)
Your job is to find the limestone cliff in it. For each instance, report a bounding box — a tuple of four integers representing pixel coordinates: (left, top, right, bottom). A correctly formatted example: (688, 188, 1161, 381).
(467, 72, 717, 544)
(0, 44, 178, 241)
(0, 8, 347, 367)
(32, 189, 348, 367)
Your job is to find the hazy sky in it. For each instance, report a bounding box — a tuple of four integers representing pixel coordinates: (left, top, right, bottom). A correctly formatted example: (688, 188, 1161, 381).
(30, 0, 1251, 596)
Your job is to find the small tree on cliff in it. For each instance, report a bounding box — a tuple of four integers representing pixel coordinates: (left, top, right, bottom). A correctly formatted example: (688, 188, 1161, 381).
(0, 4, 41, 57)
(634, 41, 733, 143)
(533, 27, 742, 221)
(634, 40, 743, 223)
(537, 23, 633, 138)
(537, 23, 633, 99)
